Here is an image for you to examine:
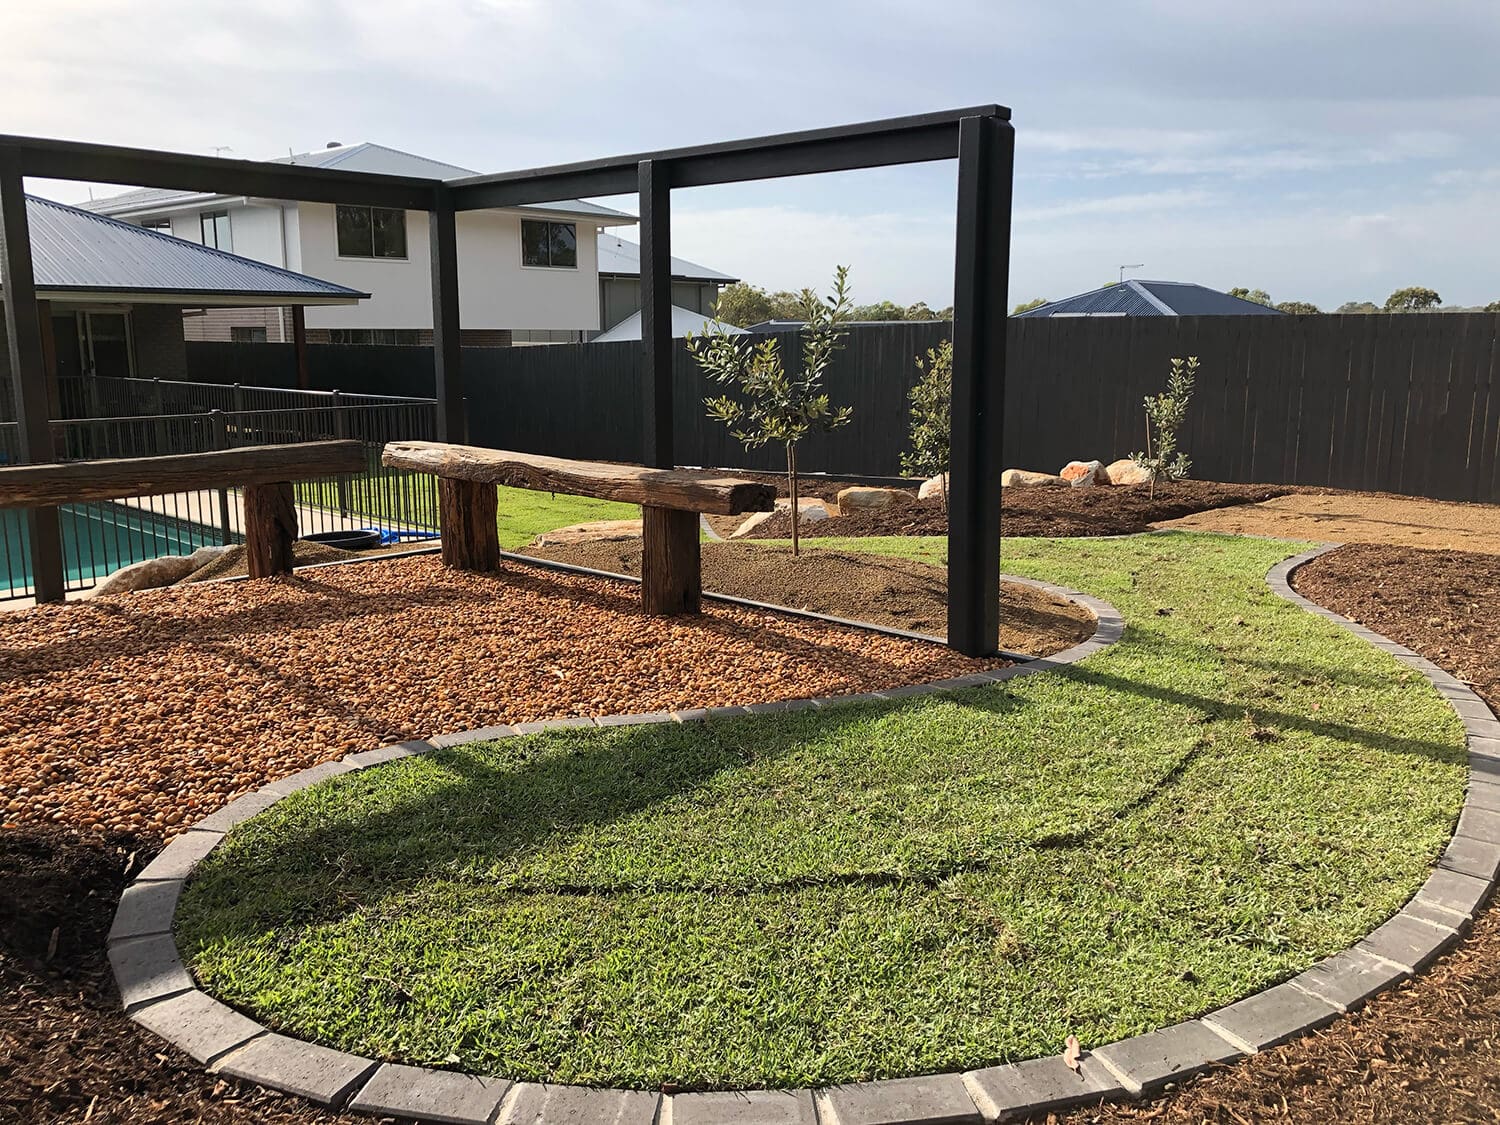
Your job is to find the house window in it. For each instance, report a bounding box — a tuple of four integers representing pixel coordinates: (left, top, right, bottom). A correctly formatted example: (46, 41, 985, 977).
(230, 326, 268, 343)
(199, 210, 231, 250)
(336, 205, 408, 259)
(521, 220, 577, 269)
(141, 218, 174, 237)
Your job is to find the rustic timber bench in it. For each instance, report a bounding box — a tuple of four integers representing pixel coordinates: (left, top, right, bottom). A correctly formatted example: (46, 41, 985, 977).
(381, 441, 776, 615)
(0, 441, 367, 581)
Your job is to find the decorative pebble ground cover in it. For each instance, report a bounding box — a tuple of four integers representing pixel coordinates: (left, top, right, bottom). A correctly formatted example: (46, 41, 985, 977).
(0, 555, 1001, 840)
(171, 534, 1468, 1096)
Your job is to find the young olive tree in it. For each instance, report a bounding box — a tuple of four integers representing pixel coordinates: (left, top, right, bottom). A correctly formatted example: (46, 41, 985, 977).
(1130, 355, 1198, 499)
(900, 339, 952, 511)
(688, 266, 855, 555)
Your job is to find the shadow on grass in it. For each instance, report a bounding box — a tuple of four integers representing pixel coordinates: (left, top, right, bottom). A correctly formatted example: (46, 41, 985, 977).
(180, 691, 1034, 946)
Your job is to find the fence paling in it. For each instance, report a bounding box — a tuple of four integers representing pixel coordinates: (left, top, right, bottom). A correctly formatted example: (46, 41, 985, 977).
(180, 316, 1500, 503)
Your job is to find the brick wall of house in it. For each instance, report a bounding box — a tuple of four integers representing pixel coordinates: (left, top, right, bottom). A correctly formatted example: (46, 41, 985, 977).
(129, 305, 190, 380)
(301, 328, 512, 347)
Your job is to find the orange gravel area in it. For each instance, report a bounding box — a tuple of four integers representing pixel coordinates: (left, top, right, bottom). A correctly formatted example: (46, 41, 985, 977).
(0, 555, 1002, 842)
(1154, 491, 1500, 553)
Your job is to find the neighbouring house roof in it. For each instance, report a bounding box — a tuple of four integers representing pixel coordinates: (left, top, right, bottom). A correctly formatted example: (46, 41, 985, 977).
(596, 234, 737, 283)
(1015, 280, 1286, 317)
(83, 142, 635, 224)
(15, 194, 368, 306)
(591, 305, 748, 343)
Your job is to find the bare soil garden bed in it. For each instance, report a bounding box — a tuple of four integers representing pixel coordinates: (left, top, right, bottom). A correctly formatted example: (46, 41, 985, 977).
(739, 479, 1307, 540)
(523, 539, 1095, 653)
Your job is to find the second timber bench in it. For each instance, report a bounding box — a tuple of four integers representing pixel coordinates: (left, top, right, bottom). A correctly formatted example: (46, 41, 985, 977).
(381, 441, 776, 614)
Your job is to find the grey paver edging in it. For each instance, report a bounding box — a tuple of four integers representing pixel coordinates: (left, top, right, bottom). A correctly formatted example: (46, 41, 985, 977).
(108, 549, 1499, 1123)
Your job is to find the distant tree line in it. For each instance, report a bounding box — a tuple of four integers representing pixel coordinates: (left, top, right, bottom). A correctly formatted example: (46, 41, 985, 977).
(713, 282, 951, 328)
(1230, 285, 1500, 315)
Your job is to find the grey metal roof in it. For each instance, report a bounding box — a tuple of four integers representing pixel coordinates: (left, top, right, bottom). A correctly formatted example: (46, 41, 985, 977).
(592, 305, 747, 343)
(596, 234, 737, 282)
(20, 195, 367, 303)
(84, 142, 634, 223)
(1016, 280, 1285, 317)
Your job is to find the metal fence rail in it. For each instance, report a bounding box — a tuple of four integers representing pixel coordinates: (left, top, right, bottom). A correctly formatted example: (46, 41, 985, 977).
(0, 394, 440, 602)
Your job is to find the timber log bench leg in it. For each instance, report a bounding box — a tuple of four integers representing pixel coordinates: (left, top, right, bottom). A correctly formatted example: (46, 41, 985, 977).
(382, 441, 776, 617)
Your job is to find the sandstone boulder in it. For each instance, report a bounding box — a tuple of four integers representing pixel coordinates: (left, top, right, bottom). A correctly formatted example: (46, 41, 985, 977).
(89, 543, 234, 598)
(1105, 458, 1154, 486)
(528, 519, 643, 547)
(731, 497, 828, 538)
(1060, 459, 1110, 487)
(835, 486, 913, 516)
(917, 474, 948, 501)
(1001, 469, 1068, 488)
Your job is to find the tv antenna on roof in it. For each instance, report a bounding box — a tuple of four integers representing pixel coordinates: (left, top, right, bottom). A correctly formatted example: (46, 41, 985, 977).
(1118, 264, 1144, 283)
(212, 145, 233, 158)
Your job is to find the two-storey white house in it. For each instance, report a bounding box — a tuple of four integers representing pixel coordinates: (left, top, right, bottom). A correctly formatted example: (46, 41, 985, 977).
(84, 143, 636, 347)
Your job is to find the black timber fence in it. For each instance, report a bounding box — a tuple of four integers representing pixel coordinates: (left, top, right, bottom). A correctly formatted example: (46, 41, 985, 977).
(184, 313, 1500, 503)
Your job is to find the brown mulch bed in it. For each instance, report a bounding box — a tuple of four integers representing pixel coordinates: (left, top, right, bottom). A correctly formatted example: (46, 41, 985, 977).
(742, 480, 1308, 540)
(523, 540, 1095, 655)
(1, 554, 999, 841)
(1040, 543, 1500, 1125)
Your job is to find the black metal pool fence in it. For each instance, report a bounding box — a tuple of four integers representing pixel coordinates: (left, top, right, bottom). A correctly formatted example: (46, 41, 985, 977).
(0, 380, 440, 601)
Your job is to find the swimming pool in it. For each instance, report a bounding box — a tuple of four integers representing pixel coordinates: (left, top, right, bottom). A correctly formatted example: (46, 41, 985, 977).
(0, 502, 224, 598)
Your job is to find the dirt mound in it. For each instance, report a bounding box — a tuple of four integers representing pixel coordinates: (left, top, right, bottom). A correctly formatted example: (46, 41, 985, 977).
(179, 541, 364, 584)
(1157, 491, 1500, 553)
(522, 540, 1095, 655)
(740, 480, 1307, 540)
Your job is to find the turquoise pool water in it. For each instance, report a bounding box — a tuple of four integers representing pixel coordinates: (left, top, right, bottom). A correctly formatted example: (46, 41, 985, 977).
(1, 503, 222, 597)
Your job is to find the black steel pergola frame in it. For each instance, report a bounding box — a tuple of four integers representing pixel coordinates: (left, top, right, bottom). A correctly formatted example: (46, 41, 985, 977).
(0, 105, 1012, 654)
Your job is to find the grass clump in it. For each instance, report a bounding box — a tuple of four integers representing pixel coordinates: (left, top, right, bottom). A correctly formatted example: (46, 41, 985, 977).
(177, 533, 1465, 1089)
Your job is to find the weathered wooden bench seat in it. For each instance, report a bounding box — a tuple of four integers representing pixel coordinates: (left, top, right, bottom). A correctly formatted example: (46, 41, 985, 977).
(382, 441, 776, 614)
(0, 441, 366, 580)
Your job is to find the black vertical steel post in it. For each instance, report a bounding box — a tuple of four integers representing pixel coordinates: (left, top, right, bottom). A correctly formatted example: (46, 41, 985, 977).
(638, 159, 674, 468)
(428, 187, 464, 443)
(947, 114, 1014, 656)
(0, 156, 65, 602)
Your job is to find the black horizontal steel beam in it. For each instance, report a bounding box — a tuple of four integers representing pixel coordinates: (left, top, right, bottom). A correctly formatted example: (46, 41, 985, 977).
(0, 135, 439, 210)
(447, 105, 1009, 210)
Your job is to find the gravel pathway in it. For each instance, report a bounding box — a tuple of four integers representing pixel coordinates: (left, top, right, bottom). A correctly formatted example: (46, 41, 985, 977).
(0, 555, 1000, 841)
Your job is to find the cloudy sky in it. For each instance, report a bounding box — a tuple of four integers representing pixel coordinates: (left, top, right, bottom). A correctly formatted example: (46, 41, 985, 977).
(8, 0, 1500, 310)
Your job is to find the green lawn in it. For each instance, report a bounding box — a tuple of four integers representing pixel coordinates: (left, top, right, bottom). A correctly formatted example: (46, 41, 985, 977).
(294, 468, 637, 550)
(176, 533, 1466, 1089)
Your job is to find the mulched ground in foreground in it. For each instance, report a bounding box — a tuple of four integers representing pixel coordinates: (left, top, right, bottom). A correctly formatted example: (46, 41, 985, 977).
(5, 541, 1499, 1122)
(744, 480, 1307, 540)
(1040, 544, 1500, 1125)
(522, 540, 1096, 652)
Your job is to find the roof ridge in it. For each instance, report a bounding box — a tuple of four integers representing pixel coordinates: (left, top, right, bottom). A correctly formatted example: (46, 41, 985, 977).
(1127, 279, 1178, 315)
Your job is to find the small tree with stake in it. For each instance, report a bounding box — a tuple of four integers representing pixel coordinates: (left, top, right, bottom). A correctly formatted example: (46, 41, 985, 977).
(1130, 355, 1198, 499)
(689, 265, 855, 555)
(901, 339, 952, 511)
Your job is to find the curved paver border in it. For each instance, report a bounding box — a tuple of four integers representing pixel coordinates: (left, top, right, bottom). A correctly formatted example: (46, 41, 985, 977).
(108, 550, 1500, 1123)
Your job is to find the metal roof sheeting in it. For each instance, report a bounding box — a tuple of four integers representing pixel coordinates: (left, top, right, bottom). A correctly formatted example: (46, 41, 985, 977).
(591, 305, 747, 342)
(1016, 280, 1285, 318)
(84, 142, 634, 223)
(22, 195, 367, 301)
(596, 234, 737, 282)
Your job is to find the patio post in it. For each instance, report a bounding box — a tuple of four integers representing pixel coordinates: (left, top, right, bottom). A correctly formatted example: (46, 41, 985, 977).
(946, 114, 1014, 656)
(0, 156, 65, 602)
(428, 187, 464, 443)
(638, 159, 674, 468)
(291, 305, 309, 390)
